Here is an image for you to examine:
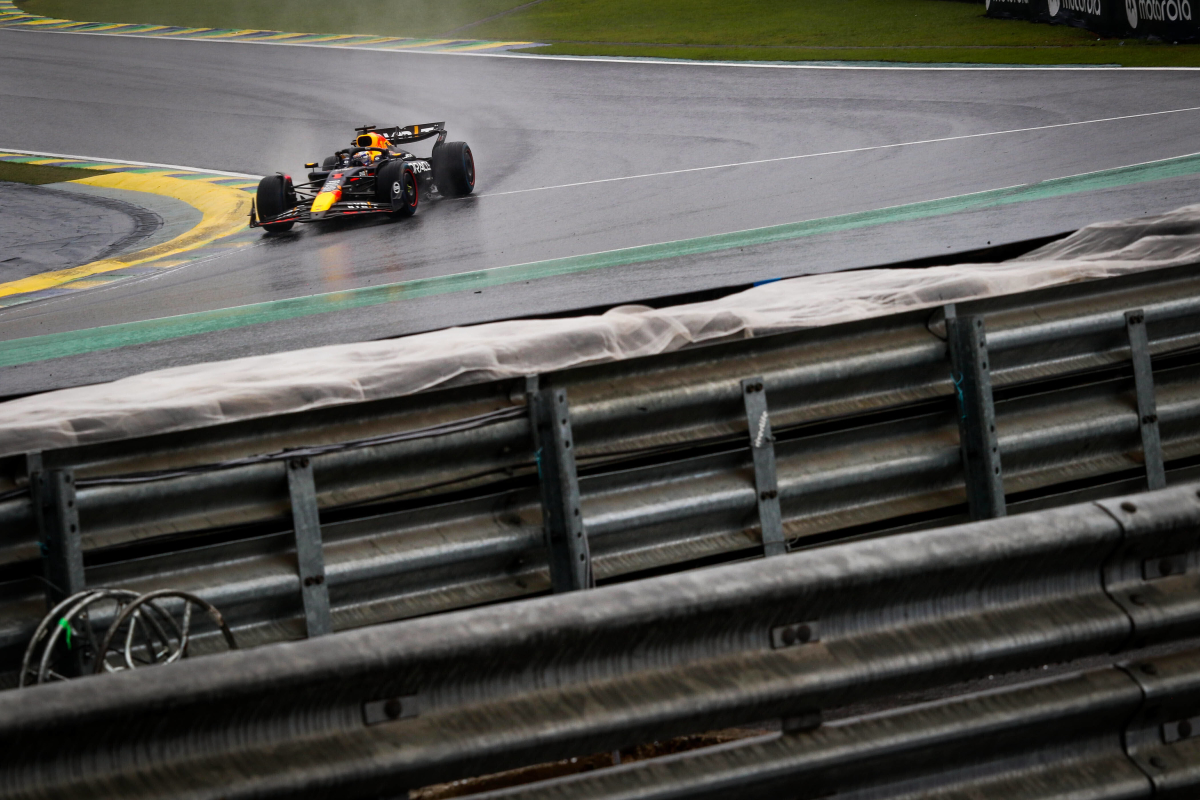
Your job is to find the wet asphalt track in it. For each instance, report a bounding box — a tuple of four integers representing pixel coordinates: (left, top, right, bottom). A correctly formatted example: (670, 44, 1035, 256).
(1, 28, 1200, 393)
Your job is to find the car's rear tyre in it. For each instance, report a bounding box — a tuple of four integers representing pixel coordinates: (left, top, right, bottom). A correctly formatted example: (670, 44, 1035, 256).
(433, 141, 475, 197)
(256, 174, 296, 233)
(377, 160, 418, 218)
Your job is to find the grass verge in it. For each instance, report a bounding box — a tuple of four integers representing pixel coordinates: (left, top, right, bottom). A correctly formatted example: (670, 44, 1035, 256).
(16, 0, 533, 39)
(16, 0, 1200, 65)
(0, 161, 111, 185)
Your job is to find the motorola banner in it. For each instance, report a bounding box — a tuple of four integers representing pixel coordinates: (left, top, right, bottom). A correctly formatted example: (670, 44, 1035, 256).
(985, 0, 1198, 41)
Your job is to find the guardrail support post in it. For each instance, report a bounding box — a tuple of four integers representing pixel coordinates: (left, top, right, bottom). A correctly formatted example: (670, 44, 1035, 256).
(30, 459, 86, 676)
(742, 378, 787, 557)
(1125, 309, 1166, 491)
(30, 460, 86, 612)
(946, 307, 1005, 520)
(528, 377, 592, 592)
(287, 457, 331, 637)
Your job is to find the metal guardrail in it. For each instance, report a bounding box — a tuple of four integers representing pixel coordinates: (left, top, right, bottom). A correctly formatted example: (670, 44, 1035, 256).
(4, 264, 1200, 526)
(476, 647, 1200, 800)
(1, 483, 1198, 798)
(2, 358, 1198, 665)
(1, 264, 1200, 676)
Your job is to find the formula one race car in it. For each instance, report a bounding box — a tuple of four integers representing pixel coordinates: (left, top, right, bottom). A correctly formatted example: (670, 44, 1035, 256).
(250, 122, 475, 232)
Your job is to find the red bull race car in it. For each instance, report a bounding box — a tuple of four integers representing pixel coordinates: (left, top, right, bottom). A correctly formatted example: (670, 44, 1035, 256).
(250, 122, 475, 233)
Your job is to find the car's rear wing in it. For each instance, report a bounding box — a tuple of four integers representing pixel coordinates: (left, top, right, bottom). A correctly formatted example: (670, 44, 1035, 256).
(354, 122, 446, 146)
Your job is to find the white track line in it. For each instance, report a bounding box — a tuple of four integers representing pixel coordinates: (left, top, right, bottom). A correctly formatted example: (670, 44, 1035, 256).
(9, 104, 1199, 200)
(3, 25, 1199, 70)
(0, 146, 261, 178)
(475, 104, 1200, 198)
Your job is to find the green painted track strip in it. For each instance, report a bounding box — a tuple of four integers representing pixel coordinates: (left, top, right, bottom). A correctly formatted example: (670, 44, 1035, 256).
(3, 151, 1200, 369)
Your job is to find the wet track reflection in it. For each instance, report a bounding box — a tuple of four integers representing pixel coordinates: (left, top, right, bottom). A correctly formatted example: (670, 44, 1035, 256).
(1, 28, 1199, 391)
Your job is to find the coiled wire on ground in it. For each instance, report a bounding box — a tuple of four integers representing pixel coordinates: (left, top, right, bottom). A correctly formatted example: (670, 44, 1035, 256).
(19, 588, 236, 687)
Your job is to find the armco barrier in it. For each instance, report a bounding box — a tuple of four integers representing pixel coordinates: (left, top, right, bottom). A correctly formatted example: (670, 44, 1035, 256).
(1, 263, 1200, 679)
(985, 0, 1199, 43)
(475, 648, 1200, 800)
(1, 483, 1198, 798)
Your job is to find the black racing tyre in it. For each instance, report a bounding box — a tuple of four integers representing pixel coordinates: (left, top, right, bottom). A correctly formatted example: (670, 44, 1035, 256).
(256, 173, 296, 233)
(377, 160, 419, 218)
(433, 141, 475, 197)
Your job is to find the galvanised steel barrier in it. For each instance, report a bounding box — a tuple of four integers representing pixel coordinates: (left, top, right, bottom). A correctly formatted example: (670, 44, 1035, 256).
(1, 483, 1199, 799)
(1, 356, 1199, 670)
(475, 647, 1200, 800)
(1, 264, 1200, 678)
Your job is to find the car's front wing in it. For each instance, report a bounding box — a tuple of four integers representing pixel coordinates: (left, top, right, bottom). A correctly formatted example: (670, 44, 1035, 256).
(250, 199, 397, 228)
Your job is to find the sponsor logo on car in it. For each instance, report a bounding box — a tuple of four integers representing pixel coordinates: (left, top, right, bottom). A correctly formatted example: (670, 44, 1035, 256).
(410, 161, 431, 173)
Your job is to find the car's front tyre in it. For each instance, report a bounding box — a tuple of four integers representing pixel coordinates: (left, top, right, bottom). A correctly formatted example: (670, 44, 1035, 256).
(432, 141, 475, 197)
(256, 174, 296, 233)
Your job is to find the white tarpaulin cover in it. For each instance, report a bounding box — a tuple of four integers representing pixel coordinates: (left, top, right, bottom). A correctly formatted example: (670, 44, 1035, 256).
(2, 203, 1199, 457)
